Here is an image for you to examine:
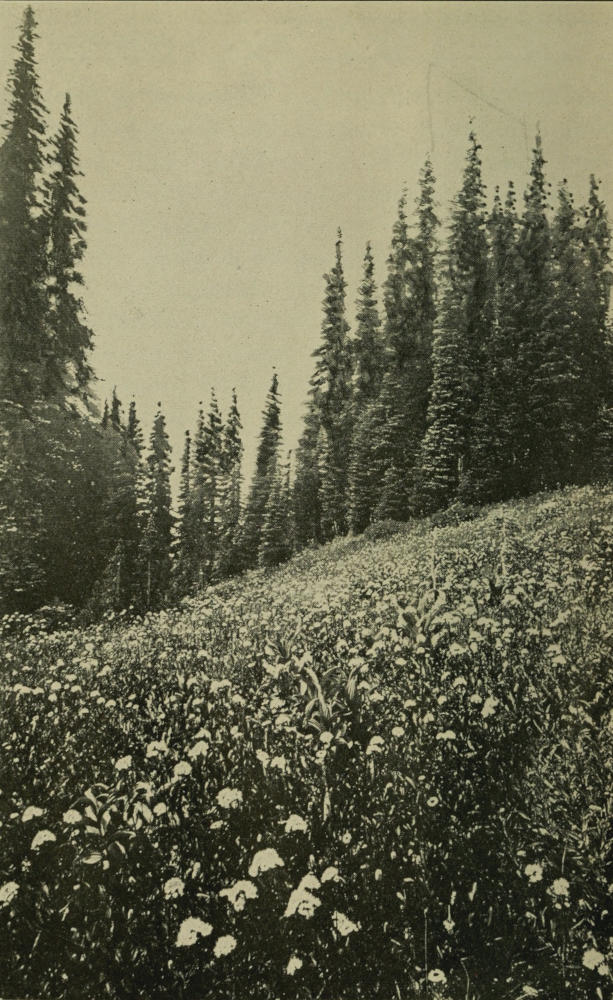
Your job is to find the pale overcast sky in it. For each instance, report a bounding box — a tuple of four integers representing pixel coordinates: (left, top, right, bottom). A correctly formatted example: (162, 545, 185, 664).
(1, 1, 612, 481)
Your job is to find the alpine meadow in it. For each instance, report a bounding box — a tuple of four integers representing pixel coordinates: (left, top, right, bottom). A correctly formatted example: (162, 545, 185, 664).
(0, 4, 612, 1000)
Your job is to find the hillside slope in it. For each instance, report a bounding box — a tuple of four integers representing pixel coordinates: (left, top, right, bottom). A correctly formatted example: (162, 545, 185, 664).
(1, 484, 612, 999)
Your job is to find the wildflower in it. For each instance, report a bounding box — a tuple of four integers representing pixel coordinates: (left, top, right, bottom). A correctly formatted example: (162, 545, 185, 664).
(321, 866, 340, 883)
(175, 917, 213, 947)
(583, 948, 606, 970)
(391, 726, 405, 738)
(427, 796, 439, 808)
(270, 696, 285, 712)
(275, 713, 291, 728)
(270, 755, 288, 773)
(428, 969, 447, 985)
(298, 873, 321, 893)
(153, 802, 167, 817)
(284, 887, 321, 919)
(481, 695, 499, 719)
(366, 735, 384, 755)
(0, 881, 19, 908)
(286, 955, 303, 976)
(213, 935, 237, 958)
(341, 831, 352, 845)
(210, 679, 231, 695)
(217, 788, 242, 810)
(187, 740, 209, 759)
(374, 869, 382, 881)
(524, 863, 543, 884)
(50, 681, 61, 692)
(255, 749, 270, 768)
(146, 740, 168, 758)
(219, 879, 258, 912)
(231, 693, 246, 707)
(469, 693, 483, 704)
(164, 877, 185, 899)
(63, 809, 82, 825)
(452, 676, 467, 688)
(115, 755, 132, 772)
(422, 712, 435, 724)
(285, 814, 308, 834)
(173, 760, 192, 779)
(550, 877, 570, 897)
(319, 731, 333, 745)
(22, 805, 44, 823)
(332, 910, 360, 936)
(31, 830, 56, 851)
(249, 847, 284, 877)
(436, 730, 456, 741)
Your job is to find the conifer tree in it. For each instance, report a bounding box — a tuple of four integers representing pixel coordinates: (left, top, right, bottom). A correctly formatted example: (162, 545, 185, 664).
(44, 93, 93, 400)
(258, 451, 293, 568)
(101, 399, 110, 429)
(110, 386, 122, 431)
(414, 132, 490, 512)
(189, 391, 223, 587)
(239, 372, 282, 568)
(461, 182, 523, 502)
(514, 132, 556, 493)
(310, 231, 353, 539)
(172, 429, 197, 597)
(352, 242, 383, 408)
(216, 389, 243, 579)
(139, 403, 173, 609)
(126, 397, 144, 456)
(0, 6, 48, 403)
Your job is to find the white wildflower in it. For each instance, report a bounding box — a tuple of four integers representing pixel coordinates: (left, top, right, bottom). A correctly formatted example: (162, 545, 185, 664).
(248, 847, 284, 877)
(216, 788, 242, 809)
(0, 881, 19, 908)
(164, 877, 185, 900)
(31, 830, 56, 851)
(285, 814, 308, 834)
(219, 879, 258, 912)
(22, 806, 44, 823)
(286, 954, 303, 976)
(175, 917, 213, 947)
(332, 910, 360, 936)
(213, 934, 236, 958)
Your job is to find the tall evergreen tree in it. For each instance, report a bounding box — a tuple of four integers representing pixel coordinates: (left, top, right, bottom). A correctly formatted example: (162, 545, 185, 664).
(352, 242, 383, 408)
(239, 372, 282, 568)
(258, 451, 293, 568)
(126, 397, 144, 456)
(461, 182, 523, 502)
(514, 131, 556, 493)
(44, 93, 93, 400)
(309, 231, 353, 539)
(0, 6, 48, 403)
(139, 403, 173, 609)
(216, 389, 243, 579)
(171, 429, 197, 598)
(110, 386, 122, 431)
(414, 132, 490, 512)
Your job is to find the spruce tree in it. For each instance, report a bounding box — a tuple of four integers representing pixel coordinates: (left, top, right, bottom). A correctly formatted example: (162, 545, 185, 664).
(0, 6, 48, 403)
(139, 403, 173, 609)
(126, 397, 144, 456)
(310, 231, 353, 539)
(352, 242, 383, 408)
(239, 372, 282, 568)
(44, 93, 93, 400)
(110, 386, 122, 431)
(216, 389, 243, 579)
(172, 429, 197, 598)
(514, 132, 555, 493)
(414, 132, 490, 512)
(462, 183, 523, 502)
(258, 451, 293, 568)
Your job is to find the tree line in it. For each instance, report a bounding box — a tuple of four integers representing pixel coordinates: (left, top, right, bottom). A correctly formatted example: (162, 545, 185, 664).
(1, 8, 611, 617)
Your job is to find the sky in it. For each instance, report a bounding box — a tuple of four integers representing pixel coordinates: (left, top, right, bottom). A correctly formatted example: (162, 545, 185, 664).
(1, 0, 613, 483)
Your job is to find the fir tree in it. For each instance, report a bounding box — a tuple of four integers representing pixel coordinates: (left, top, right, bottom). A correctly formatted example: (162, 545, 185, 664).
(352, 242, 383, 408)
(216, 389, 243, 579)
(139, 403, 173, 609)
(461, 182, 523, 502)
(415, 132, 490, 512)
(310, 231, 353, 539)
(126, 397, 144, 456)
(44, 93, 93, 400)
(258, 451, 293, 568)
(239, 372, 282, 568)
(110, 386, 122, 431)
(172, 429, 197, 597)
(0, 6, 48, 403)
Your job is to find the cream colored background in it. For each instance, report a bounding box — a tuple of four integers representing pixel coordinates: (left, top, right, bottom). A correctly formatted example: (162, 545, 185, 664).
(1, 1, 611, 482)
